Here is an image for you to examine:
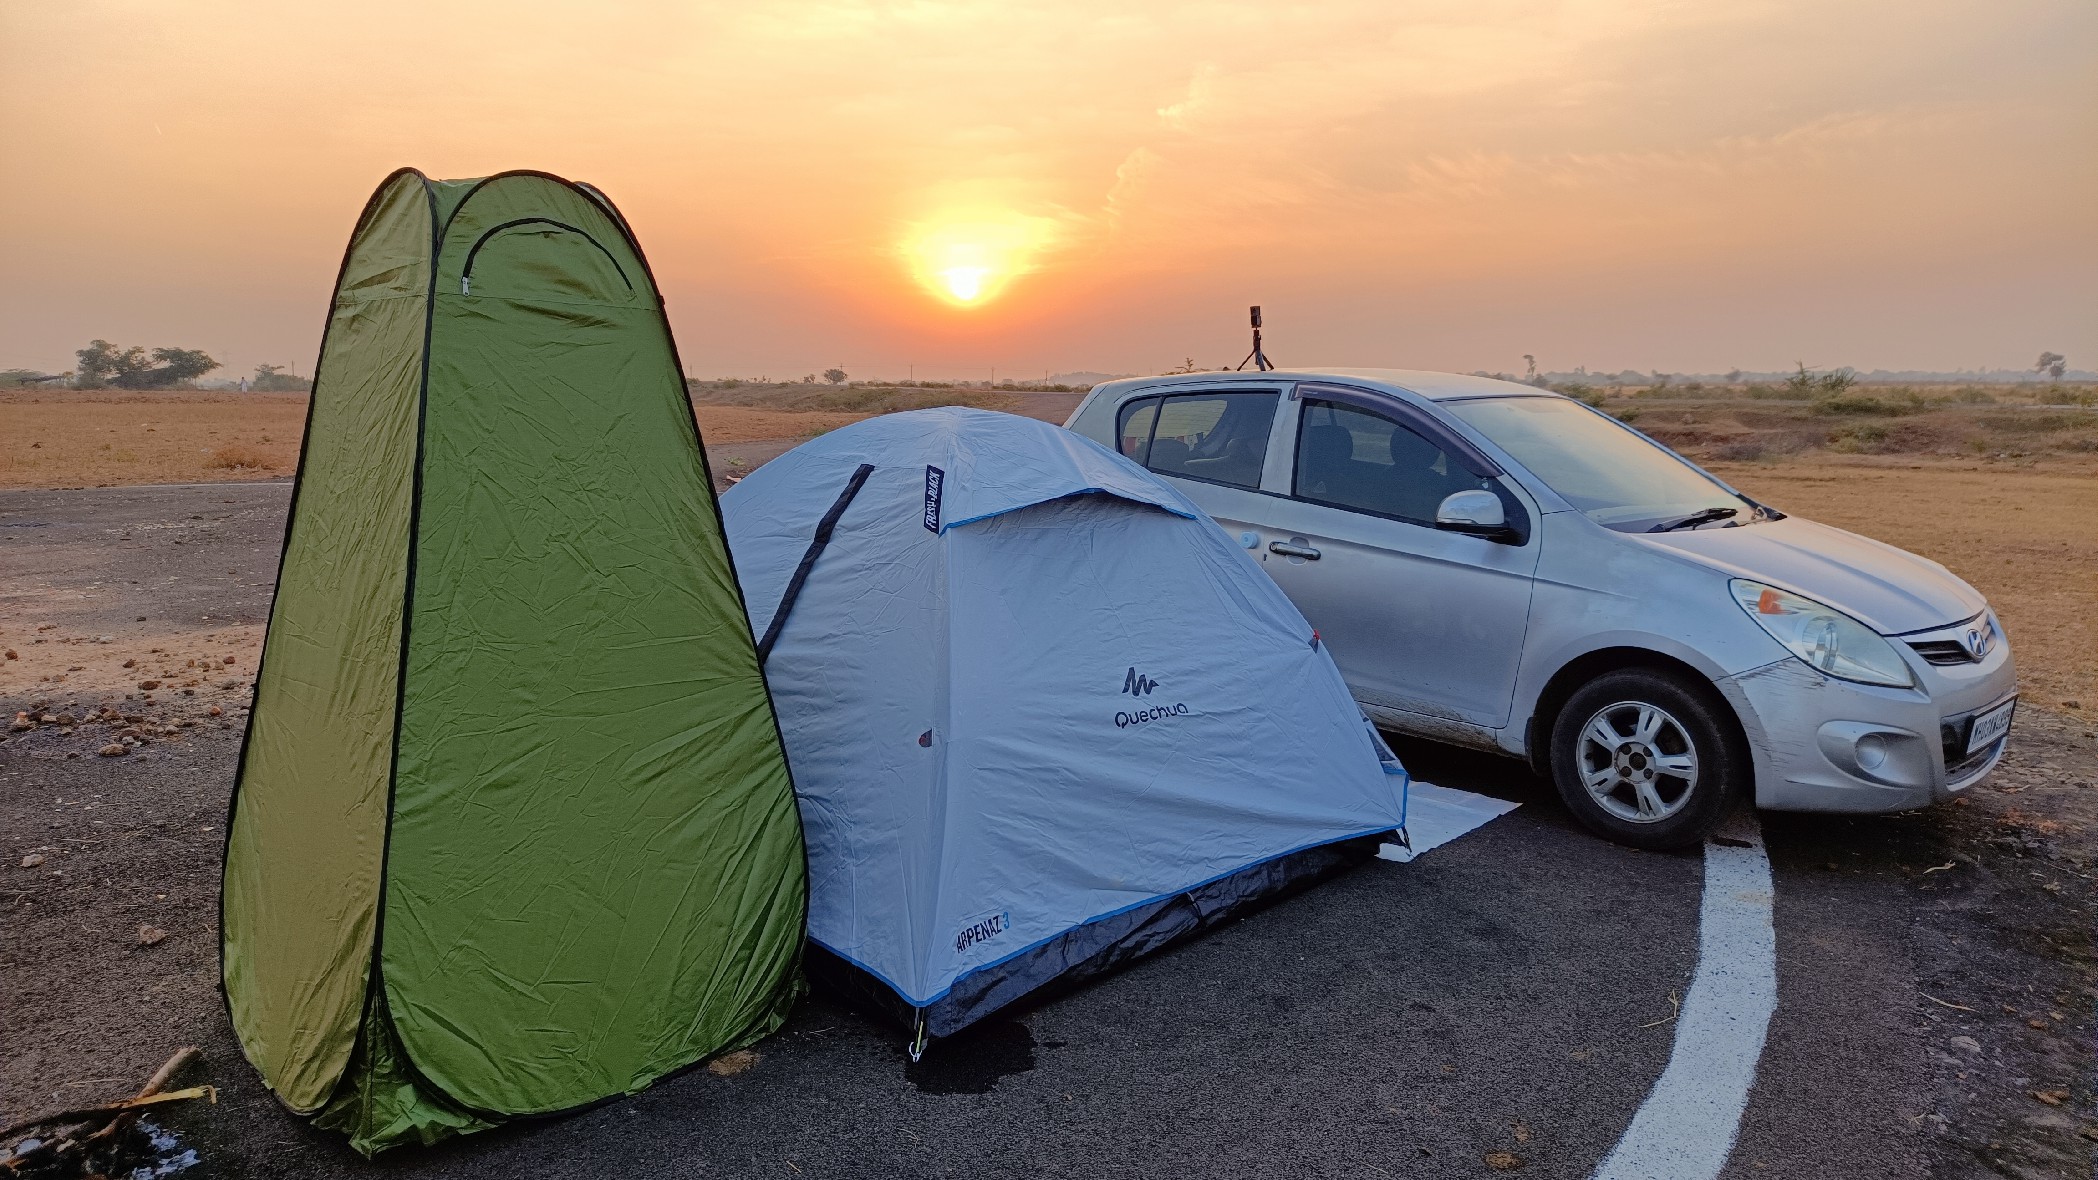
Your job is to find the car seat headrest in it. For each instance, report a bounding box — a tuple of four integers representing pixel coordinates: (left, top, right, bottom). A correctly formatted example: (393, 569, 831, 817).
(1301, 423, 1353, 469)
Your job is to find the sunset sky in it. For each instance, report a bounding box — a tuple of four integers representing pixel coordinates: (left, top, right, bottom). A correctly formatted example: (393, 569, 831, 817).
(3, 0, 2093, 382)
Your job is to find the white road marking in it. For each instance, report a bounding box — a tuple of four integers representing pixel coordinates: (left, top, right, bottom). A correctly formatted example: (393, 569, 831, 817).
(1591, 810, 1777, 1180)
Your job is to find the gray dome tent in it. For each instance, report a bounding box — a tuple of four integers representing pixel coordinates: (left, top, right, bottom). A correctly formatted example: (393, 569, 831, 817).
(721, 408, 1409, 1055)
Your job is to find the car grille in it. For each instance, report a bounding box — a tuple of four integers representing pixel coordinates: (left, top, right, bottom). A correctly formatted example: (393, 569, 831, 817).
(1909, 639, 1977, 666)
(1944, 738, 2001, 782)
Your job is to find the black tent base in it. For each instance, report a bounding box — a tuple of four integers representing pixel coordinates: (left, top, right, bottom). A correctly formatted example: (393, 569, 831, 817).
(804, 832, 1391, 1046)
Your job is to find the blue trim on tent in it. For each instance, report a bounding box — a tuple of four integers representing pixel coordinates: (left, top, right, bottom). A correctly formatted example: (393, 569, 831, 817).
(939, 487, 1199, 534)
(814, 823, 1403, 1010)
(1387, 764, 1410, 830)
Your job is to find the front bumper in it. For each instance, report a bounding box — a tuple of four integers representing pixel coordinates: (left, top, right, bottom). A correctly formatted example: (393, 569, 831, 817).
(1716, 630, 2018, 813)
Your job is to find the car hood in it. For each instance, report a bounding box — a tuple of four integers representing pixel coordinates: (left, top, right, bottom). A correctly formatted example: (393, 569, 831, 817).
(1632, 516, 1984, 634)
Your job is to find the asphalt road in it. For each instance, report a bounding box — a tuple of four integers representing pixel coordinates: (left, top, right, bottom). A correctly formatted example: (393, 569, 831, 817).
(2, 478, 2092, 1179)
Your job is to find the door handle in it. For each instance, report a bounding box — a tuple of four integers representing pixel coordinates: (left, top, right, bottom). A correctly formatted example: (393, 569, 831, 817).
(1269, 541, 1321, 560)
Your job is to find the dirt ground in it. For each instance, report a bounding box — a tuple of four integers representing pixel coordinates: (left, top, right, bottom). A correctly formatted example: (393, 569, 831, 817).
(1, 449, 2093, 1176)
(0, 390, 869, 489)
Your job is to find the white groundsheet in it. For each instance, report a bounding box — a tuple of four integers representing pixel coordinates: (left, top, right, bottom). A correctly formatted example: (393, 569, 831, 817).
(1378, 781, 1521, 862)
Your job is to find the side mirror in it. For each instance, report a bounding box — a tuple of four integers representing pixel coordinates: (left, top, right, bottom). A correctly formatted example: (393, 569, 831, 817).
(1435, 489, 1509, 536)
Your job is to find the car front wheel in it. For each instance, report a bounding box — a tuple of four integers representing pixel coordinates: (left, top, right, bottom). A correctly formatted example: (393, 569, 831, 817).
(1549, 668, 1745, 851)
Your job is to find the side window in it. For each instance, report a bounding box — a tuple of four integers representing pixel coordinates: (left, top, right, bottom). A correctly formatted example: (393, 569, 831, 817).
(1293, 399, 1485, 522)
(1137, 392, 1278, 490)
(1116, 398, 1159, 461)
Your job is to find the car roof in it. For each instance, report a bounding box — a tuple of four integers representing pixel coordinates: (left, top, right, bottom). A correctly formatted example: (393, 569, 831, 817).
(1088, 367, 1558, 403)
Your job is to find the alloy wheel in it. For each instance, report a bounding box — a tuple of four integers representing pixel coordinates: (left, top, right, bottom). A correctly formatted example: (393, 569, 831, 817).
(1575, 700, 1700, 824)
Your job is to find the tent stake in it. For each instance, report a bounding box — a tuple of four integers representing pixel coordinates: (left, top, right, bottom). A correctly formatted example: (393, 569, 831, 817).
(906, 1014, 929, 1063)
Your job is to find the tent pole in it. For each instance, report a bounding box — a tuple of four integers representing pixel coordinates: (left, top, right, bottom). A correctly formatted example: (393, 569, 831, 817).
(755, 463, 876, 663)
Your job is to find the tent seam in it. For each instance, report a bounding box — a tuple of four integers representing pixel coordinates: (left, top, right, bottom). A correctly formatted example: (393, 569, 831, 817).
(216, 166, 431, 1116)
(356, 167, 444, 1123)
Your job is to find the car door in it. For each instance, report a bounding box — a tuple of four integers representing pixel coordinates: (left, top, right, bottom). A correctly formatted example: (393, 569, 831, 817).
(1113, 387, 1284, 543)
(1251, 388, 1541, 731)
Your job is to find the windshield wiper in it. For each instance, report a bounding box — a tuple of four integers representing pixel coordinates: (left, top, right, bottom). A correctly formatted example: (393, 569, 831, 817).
(1649, 506, 1739, 533)
(1741, 496, 1785, 522)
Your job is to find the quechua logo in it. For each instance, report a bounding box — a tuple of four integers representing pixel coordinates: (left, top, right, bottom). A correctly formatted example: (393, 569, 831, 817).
(1115, 666, 1189, 729)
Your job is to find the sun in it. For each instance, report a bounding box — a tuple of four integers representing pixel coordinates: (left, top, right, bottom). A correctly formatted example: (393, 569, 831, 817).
(902, 211, 1056, 308)
(940, 266, 991, 302)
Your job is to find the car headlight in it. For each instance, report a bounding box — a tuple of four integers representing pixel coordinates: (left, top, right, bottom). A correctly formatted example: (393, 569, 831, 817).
(1729, 579, 1914, 688)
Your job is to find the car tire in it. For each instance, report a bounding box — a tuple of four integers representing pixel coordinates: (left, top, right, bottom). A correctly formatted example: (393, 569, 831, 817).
(1549, 668, 1746, 851)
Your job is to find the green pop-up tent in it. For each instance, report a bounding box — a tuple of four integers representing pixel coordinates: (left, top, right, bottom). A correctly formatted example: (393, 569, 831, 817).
(219, 169, 806, 1154)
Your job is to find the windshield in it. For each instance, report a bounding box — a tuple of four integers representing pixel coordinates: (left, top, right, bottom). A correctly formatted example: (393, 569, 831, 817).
(1444, 396, 1752, 530)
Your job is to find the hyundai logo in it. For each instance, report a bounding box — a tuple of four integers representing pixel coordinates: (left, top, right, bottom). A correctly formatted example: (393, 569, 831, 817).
(1961, 625, 1993, 660)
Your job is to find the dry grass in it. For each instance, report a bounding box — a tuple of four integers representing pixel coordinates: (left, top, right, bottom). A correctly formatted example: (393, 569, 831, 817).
(1711, 456, 2098, 713)
(205, 443, 274, 470)
(687, 378, 1025, 415)
(692, 405, 866, 443)
(0, 390, 871, 489)
(1594, 384, 2098, 464)
(0, 390, 305, 488)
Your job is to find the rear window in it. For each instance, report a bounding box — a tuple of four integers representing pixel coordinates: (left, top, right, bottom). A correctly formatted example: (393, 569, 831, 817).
(1117, 392, 1278, 490)
(1116, 398, 1158, 461)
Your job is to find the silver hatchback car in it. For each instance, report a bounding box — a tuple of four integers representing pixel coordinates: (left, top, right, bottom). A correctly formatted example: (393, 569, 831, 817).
(1067, 368, 2017, 849)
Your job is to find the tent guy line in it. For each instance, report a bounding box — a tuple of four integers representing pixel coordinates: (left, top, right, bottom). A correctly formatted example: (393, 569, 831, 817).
(1589, 811, 1777, 1180)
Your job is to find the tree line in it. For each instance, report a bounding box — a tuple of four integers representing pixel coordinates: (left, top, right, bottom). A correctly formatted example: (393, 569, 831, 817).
(0, 343, 309, 391)
(73, 340, 220, 388)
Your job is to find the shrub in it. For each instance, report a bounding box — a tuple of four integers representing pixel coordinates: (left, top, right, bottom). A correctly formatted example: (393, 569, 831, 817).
(1784, 362, 1857, 398)
(249, 364, 310, 392)
(1814, 396, 1917, 416)
(1827, 424, 1888, 453)
(205, 445, 273, 471)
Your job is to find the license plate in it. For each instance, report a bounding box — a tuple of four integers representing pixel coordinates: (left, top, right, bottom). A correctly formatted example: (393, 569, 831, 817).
(1966, 698, 2016, 756)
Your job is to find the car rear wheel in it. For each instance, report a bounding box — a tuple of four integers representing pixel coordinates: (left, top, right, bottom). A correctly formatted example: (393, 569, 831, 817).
(1549, 668, 1744, 851)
